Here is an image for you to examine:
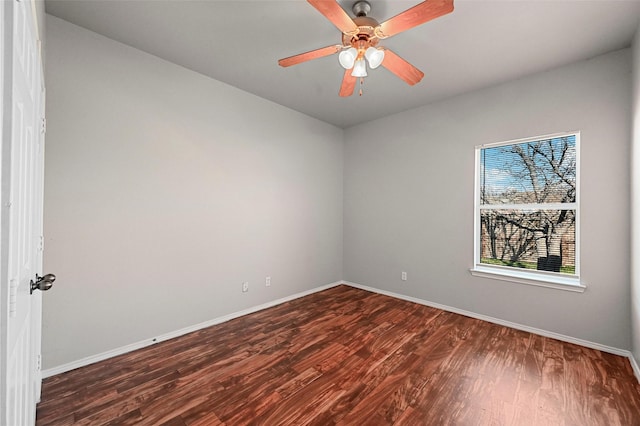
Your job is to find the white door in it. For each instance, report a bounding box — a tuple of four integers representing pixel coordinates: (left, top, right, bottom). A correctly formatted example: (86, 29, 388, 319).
(1, 0, 47, 425)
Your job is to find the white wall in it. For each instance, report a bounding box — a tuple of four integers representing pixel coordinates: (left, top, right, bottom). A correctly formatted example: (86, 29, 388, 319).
(344, 49, 632, 349)
(631, 26, 640, 365)
(43, 16, 343, 369)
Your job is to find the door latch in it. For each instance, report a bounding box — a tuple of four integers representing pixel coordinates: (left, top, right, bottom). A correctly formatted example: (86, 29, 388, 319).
(30, 273, 56, 294)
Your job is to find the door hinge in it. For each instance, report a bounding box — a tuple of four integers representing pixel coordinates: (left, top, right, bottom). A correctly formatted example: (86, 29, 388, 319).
(41, 117, 46, 135)
(39, 235, 44, 251)
(36, 354, 42, 371)
(9, 278, 18, 318)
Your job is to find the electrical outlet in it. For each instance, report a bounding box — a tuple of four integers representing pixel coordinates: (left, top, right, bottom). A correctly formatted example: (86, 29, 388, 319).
(401, 271, 407, 281)
(266, 276, 271, 287)
(242, 282, 249, 292)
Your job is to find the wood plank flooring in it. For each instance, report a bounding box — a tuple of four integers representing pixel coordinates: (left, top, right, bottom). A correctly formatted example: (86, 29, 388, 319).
(36, 285, 640, 425)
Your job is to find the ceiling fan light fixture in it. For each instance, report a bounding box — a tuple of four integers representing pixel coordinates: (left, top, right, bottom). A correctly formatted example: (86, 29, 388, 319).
(365, 47, 384, 69)
(338, 47, 358, 69)
(351, 58, 367, 77)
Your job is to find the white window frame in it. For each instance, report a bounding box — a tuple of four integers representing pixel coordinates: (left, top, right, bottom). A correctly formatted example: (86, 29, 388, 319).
(470, 131, 585, 292)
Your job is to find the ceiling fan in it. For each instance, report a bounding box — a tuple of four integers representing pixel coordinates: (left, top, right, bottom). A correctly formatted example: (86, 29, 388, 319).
(278, 0, 454, 97)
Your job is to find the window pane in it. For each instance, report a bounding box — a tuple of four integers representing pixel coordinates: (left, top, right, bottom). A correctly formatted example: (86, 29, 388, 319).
(481, 135, 576, 205)
(480, 209, 575, 275)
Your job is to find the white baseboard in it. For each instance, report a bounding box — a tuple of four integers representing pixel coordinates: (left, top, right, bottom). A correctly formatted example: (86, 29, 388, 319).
(343, 281, 631, 358)
(42, 281, 343, 378)
(44, 280, 639, 385)
(629, 352, 640, 384)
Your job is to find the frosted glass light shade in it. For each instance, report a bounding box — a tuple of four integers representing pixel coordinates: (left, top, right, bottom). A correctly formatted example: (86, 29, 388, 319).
(365, 47, 384, 69)
(351, 59, 367, 77)
(338, 47, 358, 69)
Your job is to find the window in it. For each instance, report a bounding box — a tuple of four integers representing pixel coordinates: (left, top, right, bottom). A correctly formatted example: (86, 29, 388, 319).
(471, 132, 584, 291)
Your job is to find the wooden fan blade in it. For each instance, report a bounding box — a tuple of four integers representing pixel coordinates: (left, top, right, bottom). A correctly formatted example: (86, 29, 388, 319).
(339, 69, 356, 97)
(377, 0, 454, 39)
(381, 49, 424, 85)
(307, 0, 358, 35)
(278, 45, 342, 67)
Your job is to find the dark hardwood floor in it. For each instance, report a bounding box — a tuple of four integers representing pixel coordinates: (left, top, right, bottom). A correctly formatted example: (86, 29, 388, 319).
(36, 285, 640, 425)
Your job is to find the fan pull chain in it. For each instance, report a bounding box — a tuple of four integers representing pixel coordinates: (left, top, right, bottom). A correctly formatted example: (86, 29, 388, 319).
(359, 78, 364, 96)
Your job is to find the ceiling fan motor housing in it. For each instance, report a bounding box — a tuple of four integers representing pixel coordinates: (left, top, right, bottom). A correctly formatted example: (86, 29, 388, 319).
(342, 15, 380, 49)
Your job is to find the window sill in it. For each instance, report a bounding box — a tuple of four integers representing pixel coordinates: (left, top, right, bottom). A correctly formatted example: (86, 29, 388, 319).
(469, 265, 586, 293)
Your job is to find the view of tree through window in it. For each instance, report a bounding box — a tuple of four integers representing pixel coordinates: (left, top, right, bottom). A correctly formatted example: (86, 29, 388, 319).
(478, 133, 577, 275)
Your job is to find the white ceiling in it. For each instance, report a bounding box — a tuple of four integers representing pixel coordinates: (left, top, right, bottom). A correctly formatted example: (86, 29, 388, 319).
(45, 0, 640, 128)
